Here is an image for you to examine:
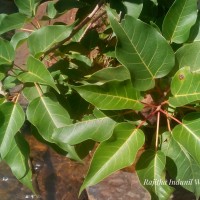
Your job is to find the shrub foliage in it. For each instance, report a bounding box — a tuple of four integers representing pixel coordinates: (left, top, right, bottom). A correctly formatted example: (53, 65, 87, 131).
(0, 0, 200, 199)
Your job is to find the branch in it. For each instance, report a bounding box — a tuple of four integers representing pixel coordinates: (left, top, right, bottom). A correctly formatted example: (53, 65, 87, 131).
(42, 0, 105, 58)
(160, 109, 182, 125)
(34, 83, 43, 97)
(136, 106, 160, 129)
(155, 111, 160, 151)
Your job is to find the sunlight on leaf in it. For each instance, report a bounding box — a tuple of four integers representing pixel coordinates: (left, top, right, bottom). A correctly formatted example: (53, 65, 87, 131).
(72, 80, 143, 110)
(107, 8, 175, 91)
(169, 67, 200, 107)
(136, 150, 174, 200)
(18, 56, 59, 92)
(0, 102, 25, 159)
(162, 0, 197, 44)
(80, 122, 145, 194)
(28, 25, 74, 57)
(161, 132, 200, 199)
(172, 112, 200, 166)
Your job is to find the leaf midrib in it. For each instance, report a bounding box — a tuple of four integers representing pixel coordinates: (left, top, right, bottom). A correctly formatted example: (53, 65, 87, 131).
(85, 129, 139, 186)
(115, 17, 154, 78)
(170, 0, 188, 41)
(79, 88, 140, 104)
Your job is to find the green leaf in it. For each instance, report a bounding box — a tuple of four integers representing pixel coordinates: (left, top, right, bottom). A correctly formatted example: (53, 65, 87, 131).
(15, 0, 42, 16)
(27, 94, 71, 143)
(136, 150, 174, 200)
(188, 13, 200, 42)
(46, 2, 57, 19)
(72, 80, 143, 110)
(52, 109, 116, 145)
(87, 66, 130, 84)
(22, 83, 48, 102)
(27, 25, 74, 57)
(0, 13, 28, 35)
(162, 0, 197, 44)
(4, 133, 34, 192)
(14, 0, 36, 16)
(80, 122, 145, 194)
(175, 41, 200, 72)
(68, 52, 92, 68)
(0, 38, 15, 65)
(169, 67, 200, 107)
(172, 112, 200, 166)
(10, 32, 29, 49)
(26, 94, 82, 161)
(123, 0, 143, 18)
(18, 56, 59, 92)
(0, 102, 25, 159)
(3, 75, 21, 90)
(63, 145, 83, 163)
(107, 8, 175, 91)
(161, 132, 200, 198)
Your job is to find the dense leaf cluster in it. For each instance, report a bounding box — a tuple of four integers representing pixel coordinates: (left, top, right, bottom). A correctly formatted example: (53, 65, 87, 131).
(1, 0, 200, 199)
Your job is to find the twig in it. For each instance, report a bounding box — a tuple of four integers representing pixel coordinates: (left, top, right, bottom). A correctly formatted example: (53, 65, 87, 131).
(167, 117, 172, 132)
(34, 83, 43, 97)
(31, 21, 38, 29)
(140, 101, 157, 108)
(160, 109, 182, 125)
(78, 11, 107, 42)
(155, 111, 160, 151)
(42, 0, 105, 58)
(136, 106, 160, 129)
(13, 63, 27, 72)
(180, 105, 200, 111)
(35, 19, 41, 29)
(20, 28, 34, 32)
(12, 93, 20, 104)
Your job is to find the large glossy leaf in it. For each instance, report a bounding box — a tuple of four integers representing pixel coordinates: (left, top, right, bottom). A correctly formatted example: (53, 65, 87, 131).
(28, 25, 74, 57)
(188, 13, 200, 42)
(0, 102, 25, 159)
(123, 0, 143, 18)
(27, 94, 71, 142)
(4, 133, 34, 192)
(175, 42, 200, 72)
(161, 132, 200, 198)
(136, 150, 174, 200)
(46, 1, 57, 19)
(22, 83, 48, 102)
(0, 38, 15, 65)
(162, 0, 197, 44)
(72, 80, 143, 110)
(172, 112, 200, 166)
(11, 32, 29, 49)
(87, 66, 130, 84)
(79, 123, 145, 194)
(26, 94, 83, 161)
(107, 8, 175, 91)
(0, 13, 28, 35)
(14, 0, 35, 16)
(52, 109, 116, 145)
(169, 67, 200, 107)
(18, 56, 59, 92)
